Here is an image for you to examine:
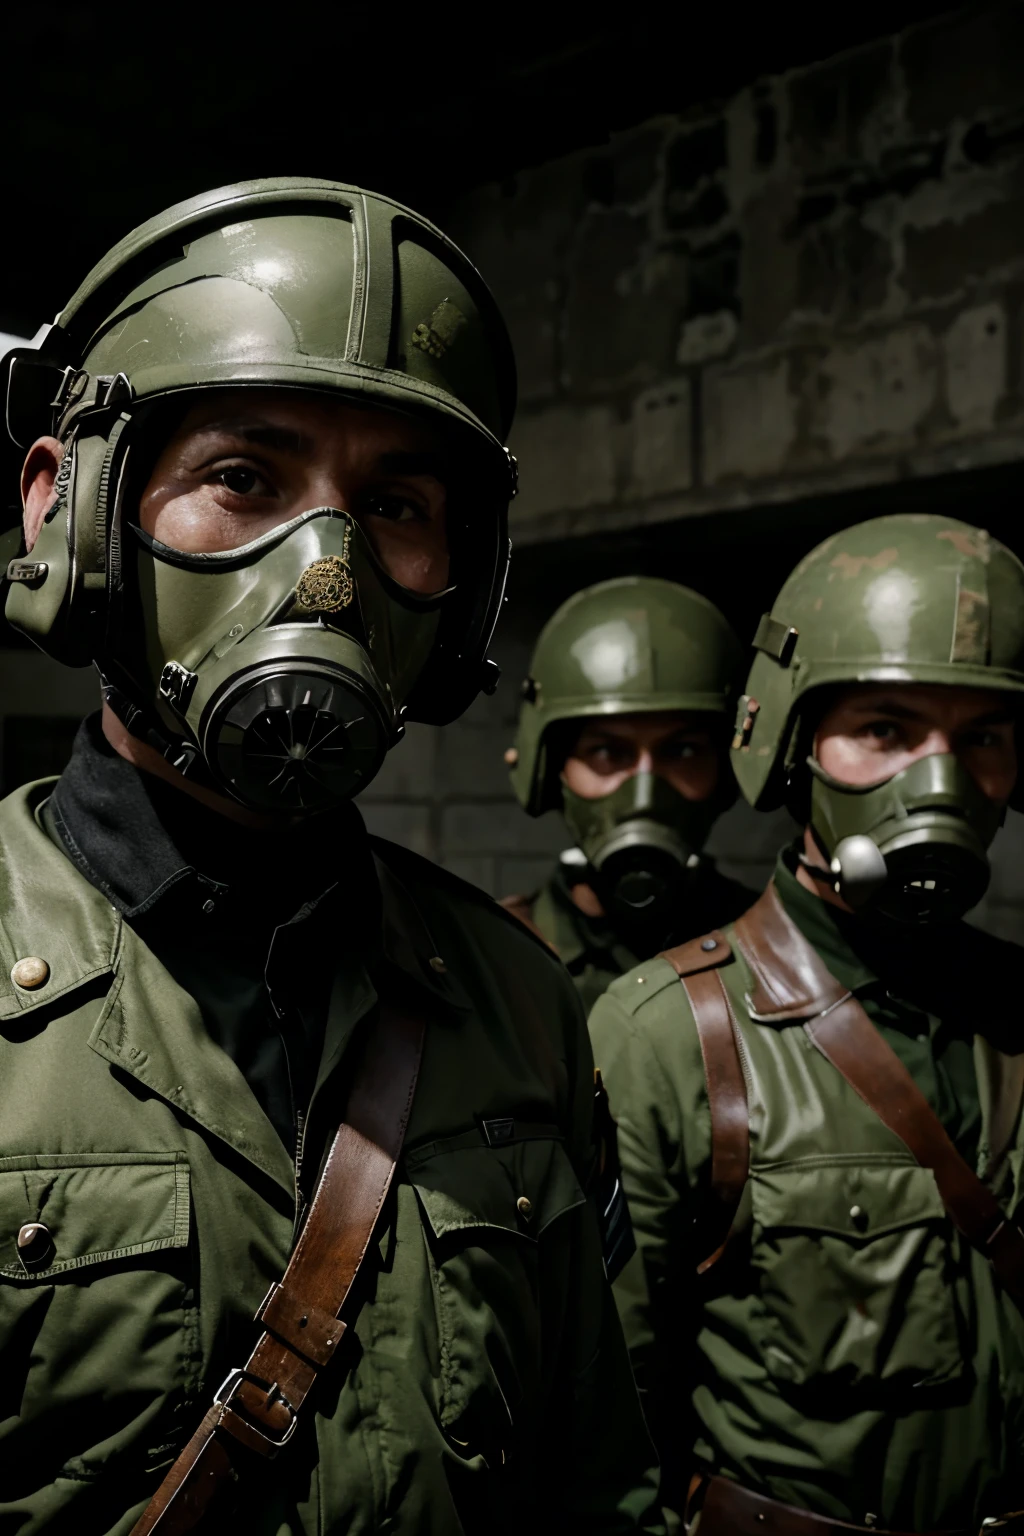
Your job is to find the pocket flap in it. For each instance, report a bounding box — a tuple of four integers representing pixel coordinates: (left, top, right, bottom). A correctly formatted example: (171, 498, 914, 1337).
(0, 1152, 190, 1281)
(752, 1157, 947, 1239)
(410, 1136, 585, 1242)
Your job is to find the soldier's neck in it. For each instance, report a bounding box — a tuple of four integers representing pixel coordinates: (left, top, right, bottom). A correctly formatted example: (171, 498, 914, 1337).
(101, 702, 272, 829)
(795, 824, 855, 915)
(569, 881, 605, 919)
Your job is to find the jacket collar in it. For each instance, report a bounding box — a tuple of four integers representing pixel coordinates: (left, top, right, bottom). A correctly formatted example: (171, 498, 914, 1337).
(0, 781, 463, 1195)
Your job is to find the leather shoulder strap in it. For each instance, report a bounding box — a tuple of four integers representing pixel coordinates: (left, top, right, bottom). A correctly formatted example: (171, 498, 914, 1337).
(131, 998, 425, 1536)
(807, 993, 1024, 1316)
(498, 892, 558, 953)
(733, 885, 1024, 1317)
(660, 932, 749, 1275)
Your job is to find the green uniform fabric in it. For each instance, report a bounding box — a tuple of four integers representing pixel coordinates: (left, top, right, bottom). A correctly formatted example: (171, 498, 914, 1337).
(0, 781, 659, 1535)
(589, 850, 1024, 1529)
(528, 862, 754, 1015)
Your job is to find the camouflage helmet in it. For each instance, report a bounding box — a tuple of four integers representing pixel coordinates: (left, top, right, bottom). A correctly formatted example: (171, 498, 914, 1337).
(510, 576, 745, 816)
(731, 512, 1024, 813)
(4, 177, 517, 726)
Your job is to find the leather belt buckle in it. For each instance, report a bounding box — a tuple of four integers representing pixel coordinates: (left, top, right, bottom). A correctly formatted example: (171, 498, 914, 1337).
(213, 1367, 299, 1457)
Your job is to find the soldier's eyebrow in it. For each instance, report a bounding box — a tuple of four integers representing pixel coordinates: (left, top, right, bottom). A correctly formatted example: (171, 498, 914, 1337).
(374, 450, 449, 482)
(851, 696, 1014, 727)
(192, 418, 315, 455)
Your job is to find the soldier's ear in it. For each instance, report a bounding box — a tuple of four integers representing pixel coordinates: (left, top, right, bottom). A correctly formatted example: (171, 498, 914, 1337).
(21, 436, 62, 551)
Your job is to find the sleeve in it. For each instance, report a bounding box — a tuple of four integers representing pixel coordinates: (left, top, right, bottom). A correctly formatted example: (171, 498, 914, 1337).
(541, 969, 666, 1534)
(588, 967, 714, 1520)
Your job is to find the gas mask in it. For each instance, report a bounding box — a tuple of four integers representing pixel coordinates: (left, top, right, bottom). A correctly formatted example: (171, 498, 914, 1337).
(115, 506, 445, 813)
(561, 772, 721, 928)
(808, 752, 1005, 924)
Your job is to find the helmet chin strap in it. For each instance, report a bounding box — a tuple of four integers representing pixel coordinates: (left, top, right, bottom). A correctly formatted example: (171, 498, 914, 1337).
(796, 847, 841, 894)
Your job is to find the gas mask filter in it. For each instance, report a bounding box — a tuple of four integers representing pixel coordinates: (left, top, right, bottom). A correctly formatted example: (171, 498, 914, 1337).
(560, 771, 720, 927)
(120, 507, 445, 813)
(808, 752, 1005, 924)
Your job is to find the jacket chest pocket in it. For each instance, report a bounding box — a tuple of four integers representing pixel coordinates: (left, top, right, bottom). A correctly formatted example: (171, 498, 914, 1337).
(408, 1134, 586, 1460)
(0, 1151, 199, 1478)
(748, 1156, 964, 1402)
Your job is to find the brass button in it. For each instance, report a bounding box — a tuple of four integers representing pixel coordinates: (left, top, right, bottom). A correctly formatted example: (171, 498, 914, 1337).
(11, 956, 49, 991)
(516, 1196, 533, 1221)
(429, 956, 447, 974)
(503, 747, 519, 766)
(17, 1222, 53, 1268)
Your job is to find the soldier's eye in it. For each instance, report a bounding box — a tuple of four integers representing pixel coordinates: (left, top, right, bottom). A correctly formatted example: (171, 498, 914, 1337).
(362, 494, 427, 524)
(863, 720, 899, 743)
(217, 465, 269, 497)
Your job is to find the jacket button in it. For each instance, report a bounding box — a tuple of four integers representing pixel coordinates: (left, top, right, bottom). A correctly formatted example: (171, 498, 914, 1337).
(701, 938, 718, 952)
(11, 956, 49, 991)
(17, 1222, 53, 1268)
(849, 1204, 868, 1230)
(428, 956, 447, 974)
(516, 1196, 533, 1221)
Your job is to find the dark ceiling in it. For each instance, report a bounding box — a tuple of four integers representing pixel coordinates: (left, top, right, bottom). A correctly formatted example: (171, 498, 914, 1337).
(3, 3, 954, 337)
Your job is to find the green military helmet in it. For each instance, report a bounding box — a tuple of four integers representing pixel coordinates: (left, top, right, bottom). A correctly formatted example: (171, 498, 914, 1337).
(732, 512, 1024, 922)
(510, 575, 745, 816)
(5, 176, 517, 729)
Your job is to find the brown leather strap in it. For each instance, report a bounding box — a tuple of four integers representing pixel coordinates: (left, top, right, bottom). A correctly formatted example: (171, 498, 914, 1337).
(660, 932, 749, 1274)
(688, 1473, 977, 1535)
(734, 885, 1024, 1318)
(498, 892, 558, 952)
(808, 994, 1024, 1314)
(130, 999, 425, 1535)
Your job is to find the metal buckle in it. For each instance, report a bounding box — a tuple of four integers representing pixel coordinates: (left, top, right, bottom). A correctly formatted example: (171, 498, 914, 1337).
(213, 1366, 299, 1449)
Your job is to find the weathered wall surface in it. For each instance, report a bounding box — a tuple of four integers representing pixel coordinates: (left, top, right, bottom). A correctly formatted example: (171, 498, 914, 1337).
(357, 4, 1024, 937)
(445, 4, 1024, 545)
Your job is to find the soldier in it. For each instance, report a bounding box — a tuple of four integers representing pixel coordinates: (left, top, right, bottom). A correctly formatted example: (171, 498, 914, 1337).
(0, 179, 658, 1534)
(503, 577, 752, 1010)
(590, 514, 1024, 1533)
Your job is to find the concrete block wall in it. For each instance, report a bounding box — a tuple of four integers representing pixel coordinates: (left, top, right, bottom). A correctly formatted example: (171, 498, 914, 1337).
(444, 5, 1024, 545)
(360, 5, 1024, 940)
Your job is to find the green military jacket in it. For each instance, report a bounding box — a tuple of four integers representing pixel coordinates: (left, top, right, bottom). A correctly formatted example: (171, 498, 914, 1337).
(589, 856, 1024, 1530)
(0, 781, 658, 1535)
(506, 861, 752, 1014)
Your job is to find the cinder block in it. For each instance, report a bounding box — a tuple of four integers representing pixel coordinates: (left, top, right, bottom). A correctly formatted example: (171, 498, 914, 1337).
(564, 209, 687, 393)
(786, 40, 895, 174)
(358, 725, 439, 801)
(509, 404, 618, 523)
(441, 856, 498, 896)
(359, 802, 435, 861)
(628, 379, 693, 499)
(903, 7, 1024, 136)
(441, 801, 565, 857)
(494, 856, 562, 902)
(703, 356, 796, 483)
(944, 303, 1007, 434)
(706, 802, 798, 869)
(436, 721, 520, 800)
(813, 325, 938, 459)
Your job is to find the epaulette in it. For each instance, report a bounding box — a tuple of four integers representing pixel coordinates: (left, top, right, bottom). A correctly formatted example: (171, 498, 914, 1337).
(605, 955, 682, 1016)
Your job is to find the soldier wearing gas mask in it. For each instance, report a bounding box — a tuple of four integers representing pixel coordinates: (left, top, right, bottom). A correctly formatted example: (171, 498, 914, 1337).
(0, 179, 658, 1535)
(590, 513, 1024, 1534)
(502, 577, 753, 1009)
